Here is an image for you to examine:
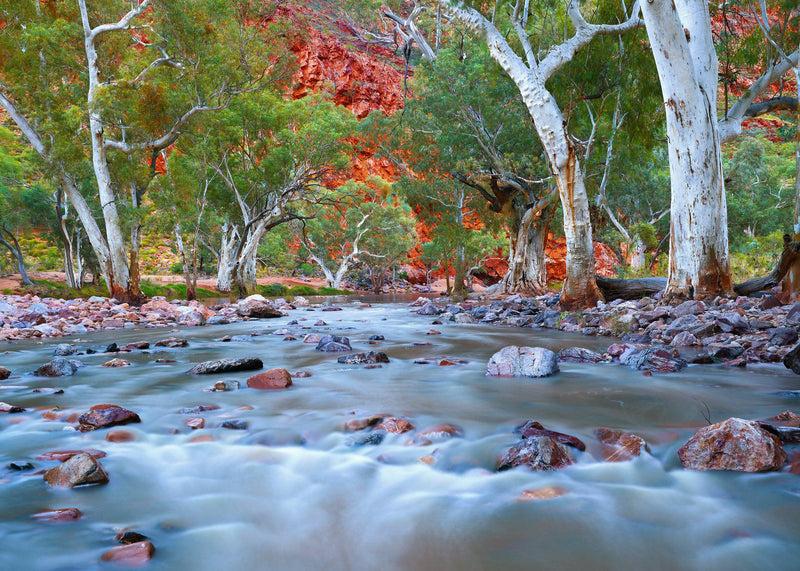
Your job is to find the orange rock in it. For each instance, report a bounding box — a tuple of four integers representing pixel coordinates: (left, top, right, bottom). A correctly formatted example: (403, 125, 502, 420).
(185, 417, 205, 430)
(32, 508, 83, 522)
(374, 417, 414, 434)
(106, 430, 136, 442)
(518, 486, 570, 502)
(100, 541, 155, 566)
(247, 368, 292, 390)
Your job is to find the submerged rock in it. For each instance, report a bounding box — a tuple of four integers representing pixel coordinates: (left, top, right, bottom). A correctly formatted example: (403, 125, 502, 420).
(337, 351, 390, 365)
(101, 542, 156, 565)
(154, 337, 188, 348)
(43, 453, 109, 488)
(678, 417, 786, 472)
(486, 346, 559, 378)
(497, 436, 574, 471)
(78, 404, 141, 432)
(188, 358, 263, 375)
(515, 421, 585, 451)
(0, 402, 25, 413)
(620, 347, 687, 374)
(594, 428, 650, 462)
(374, 416, 414, 434)
(32, 508, 83, 522)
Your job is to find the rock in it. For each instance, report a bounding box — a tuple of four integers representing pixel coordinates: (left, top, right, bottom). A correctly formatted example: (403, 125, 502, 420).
(337, 351, 390, 365)
(0, 402, 25, 413)
(620, 333, 651, 344)
(0, 366, 9, 380)
(344, 415, 387, 431)
(416, 423, 464, 443)
(711, 344, 745, 361)
(677, 417, 786, 472)
(515, 421, 586, 451)
(206, 315, 230, 325)
(557, 347, 604, 363)
(349, 432, 385, 446)
(594, 428, 649, 462)
(220, 419, 248, 430)
(620, 347, 687, 374)
(106, 430, 136, 442)
(100, 542, 156, 565)
(212, 380, 240, 391)
(417, 301, 442, 316)
(32, 508, 83, 522)
(247, 368, 293, 389)
(7, 461, 34, 471)
(154, 337, 188, 348)
(758, 295, 783, 310)
(669, 331, 698, 347)
(486, 346, 559, 378)
(672, 300, 706, 317)
(517, 486, 570, 502)
(315, 335, 352, 352)
(783, 343, 800, 374)
(102, 358, 131, 367)
(236, 296, 282, 318)
(116, 531, 150, 545)
(78, 404, 141, 432)
(769, 327, 799, 346)
(34, 358, 79, 377)
(188, 358, 263, 375)
(37, 449, 106, 462)
(43, 453, 109, 488)
(185, 417, 205, 429)
(497, 436, 574, 471)
(121, 341, 150, 351)
(53, 344, 77, 356)
(453, 313, 476, 324)
(368, 335, 385, 341)
(179, 404, 220, 414)
(374, 416, 414, 433)
(716, 311, 750, 334)
(765, 410, 800, 427)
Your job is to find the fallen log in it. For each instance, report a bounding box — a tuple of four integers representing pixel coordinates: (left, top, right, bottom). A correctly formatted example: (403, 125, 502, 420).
(596, 235, 800, 301)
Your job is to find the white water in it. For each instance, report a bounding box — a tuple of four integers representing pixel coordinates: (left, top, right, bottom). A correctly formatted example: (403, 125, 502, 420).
(1, 300, 799, 570)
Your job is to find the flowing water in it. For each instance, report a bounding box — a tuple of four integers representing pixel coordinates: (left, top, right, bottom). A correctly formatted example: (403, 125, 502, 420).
(1, 299, 800, 570)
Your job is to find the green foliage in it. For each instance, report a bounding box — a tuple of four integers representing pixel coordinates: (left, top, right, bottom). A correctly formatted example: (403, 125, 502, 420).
(257, 284, 288, 297)
(317, 286, 351, 295)
(288, 285, 318, 296)
(139, 280, 216, 300)
(729, 230, 786, 282)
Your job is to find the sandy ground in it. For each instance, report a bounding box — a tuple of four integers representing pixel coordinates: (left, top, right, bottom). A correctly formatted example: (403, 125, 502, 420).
(0, 271, 465, 296)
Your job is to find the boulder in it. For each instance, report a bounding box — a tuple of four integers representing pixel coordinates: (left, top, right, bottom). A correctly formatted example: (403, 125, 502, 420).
(236, 296, 282, 318)
(337, 351, 390, 365)
(486, 346, 559, 378)
(415, 423, 464, 443)
(783, 343, 800, 375)
(43, 453, 109, 488)
(672, 300, 706, 318)
(53, 344, 77, 356)
(716, 311, 750, 334)
(154, 337, 188, 348)
(315, 335, 352, 352)
(417, 301, 442, 316)
(0, 366, 9, 380)
(247, 368, 293, 389)
(78, 404, 141, 432)
(769, 327, 799, 347)
(669, 331, 698, 347)
(620, 347, 687, 374)
(515, 421, 585, 451)
(206, 315, 230, 326)
(34, 358, 80, 377)
(188, 358, 263, 375)
(497, 436, 574, 471)
(557, 347, 604, 363)
(102, 358, 131, 367)
(594, 428, 649, 462)
(678, 417, 786, 472)
(0, 402, 25, 413)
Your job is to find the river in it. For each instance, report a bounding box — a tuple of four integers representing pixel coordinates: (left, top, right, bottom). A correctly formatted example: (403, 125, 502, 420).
(1, 299, 799, 570)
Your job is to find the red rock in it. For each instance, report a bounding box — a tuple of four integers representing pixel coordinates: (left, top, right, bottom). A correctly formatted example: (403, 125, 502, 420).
(766, 411, 800, 427)
(246, 368, 293, 389)
(344, 415, 385, 431)
(594, 428, 650, 462)
(100, 541, 156, 565)
(678, 417, 786, 472)
(37, 449, 106, 461)
(106, 430, 136, 442)
(32, 508, 83, 522)
(78, 405, 141, 432)
(497, 436, 575, 471)
(426, 329, 441, 335)
(185, 417, 205, 429)
(374, 417, 414, 434)
(189, 435, 215, 443)
(517, 421, 586, 451)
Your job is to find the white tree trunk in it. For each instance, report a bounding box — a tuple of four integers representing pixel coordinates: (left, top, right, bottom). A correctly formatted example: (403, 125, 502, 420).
(216, 223, 237, 293)
(501, 204, 551, 294)
(233, 218, 268, 295)
(641, 0, 732, 298)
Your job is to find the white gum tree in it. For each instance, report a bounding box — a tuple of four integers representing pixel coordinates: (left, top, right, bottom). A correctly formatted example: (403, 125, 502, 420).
(433, 0, 643, 308)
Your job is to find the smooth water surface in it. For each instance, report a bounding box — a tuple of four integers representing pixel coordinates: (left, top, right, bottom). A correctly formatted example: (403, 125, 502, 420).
(1, 300, 799, 570)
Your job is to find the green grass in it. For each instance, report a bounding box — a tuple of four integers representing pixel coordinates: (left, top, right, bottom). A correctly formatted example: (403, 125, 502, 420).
(140, 280, 217, 299)
(17, 279, 108, 300)
(287, 285, 318, 296)
(257, 284, 288, 297)
(317, 287, 352, 295)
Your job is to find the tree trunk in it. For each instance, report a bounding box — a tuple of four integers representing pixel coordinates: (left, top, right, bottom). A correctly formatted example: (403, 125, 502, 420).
(54, 189, 78, 289)
(641, 0, 732, 300)
(232, 219, 267, 297)
(0, 227, 33, 286)
(501, 202, 553, 295)
(216, 223, 237, 293)
(175, 224, 195, 301)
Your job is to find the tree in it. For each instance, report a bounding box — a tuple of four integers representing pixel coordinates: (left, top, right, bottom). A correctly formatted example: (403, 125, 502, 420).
(0, 0, 280, 301)
(431, 0, 643, 308)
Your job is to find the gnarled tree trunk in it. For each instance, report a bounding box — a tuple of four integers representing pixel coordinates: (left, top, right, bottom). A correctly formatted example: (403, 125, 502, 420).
(501, 202, 554, 295)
